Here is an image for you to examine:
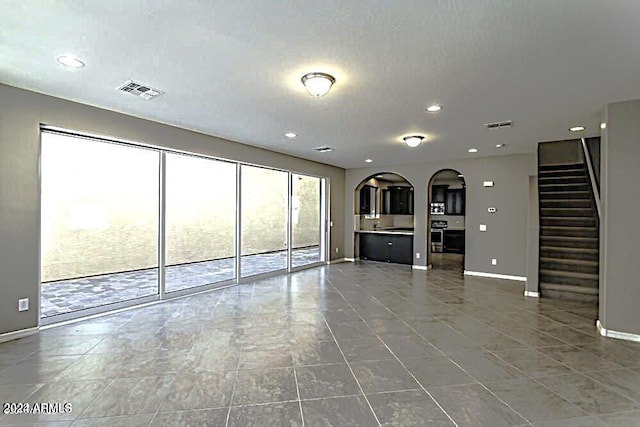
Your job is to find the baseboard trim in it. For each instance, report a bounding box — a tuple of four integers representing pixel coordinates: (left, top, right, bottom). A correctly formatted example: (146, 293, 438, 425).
(0, 327, 39, 343)
(329, 258, 353, 264)
(524, 291, 540, 298)
(412, 265, 428, 271)
(597, 320, 640, 343)
(464, 271, 527, 282)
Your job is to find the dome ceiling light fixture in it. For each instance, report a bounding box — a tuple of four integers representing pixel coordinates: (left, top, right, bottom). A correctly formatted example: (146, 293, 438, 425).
(301, 72, 336, 97)
(57, 54, 85, 68)
(403, 135, 424, 148)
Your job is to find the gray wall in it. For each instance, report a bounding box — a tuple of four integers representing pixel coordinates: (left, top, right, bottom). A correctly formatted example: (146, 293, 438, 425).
(0, 84, 345, 335)
(538, 139, 582, 165)
(345, 154, 536, 277)
(599, 99, 640, 335)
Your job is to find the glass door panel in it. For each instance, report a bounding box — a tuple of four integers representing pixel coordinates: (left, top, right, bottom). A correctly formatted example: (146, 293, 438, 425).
(165, 153, 236, 292)
(291, 174, 322, 267)
(240, 165, 288, 277)
(40, 132, 160, 318)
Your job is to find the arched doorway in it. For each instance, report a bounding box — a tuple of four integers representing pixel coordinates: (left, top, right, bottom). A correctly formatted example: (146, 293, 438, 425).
(354, 173, 415, 264)
(428, 169, 466, 270)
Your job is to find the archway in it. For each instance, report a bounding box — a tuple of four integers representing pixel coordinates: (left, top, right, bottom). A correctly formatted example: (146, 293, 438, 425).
(354, 172, 415, 264)
(427, 169, 466, 270)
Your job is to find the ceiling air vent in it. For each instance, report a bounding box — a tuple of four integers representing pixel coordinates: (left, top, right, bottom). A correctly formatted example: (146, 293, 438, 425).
(117, 80, 164, 100)
(484, 120, 513, 129)
(313, 146, 334, 153)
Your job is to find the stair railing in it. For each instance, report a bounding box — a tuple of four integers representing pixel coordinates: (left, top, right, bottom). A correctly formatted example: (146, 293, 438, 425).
(581, 137, 601, 218)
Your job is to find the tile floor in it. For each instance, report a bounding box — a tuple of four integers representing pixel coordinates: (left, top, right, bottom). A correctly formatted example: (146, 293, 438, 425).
(41, 247, 321, 318)
(2, 261, 640, 426)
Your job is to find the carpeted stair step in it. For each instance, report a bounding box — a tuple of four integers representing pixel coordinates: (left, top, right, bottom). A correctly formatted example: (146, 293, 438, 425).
(540, 269, 599, 288)
(540, 199, 592, 209)
(539, 191, 591, 200)
(540, 246, 599, 261)
(541, 217, 596, 227)
(540, 236, 598, 249)
(540, 257, 599, 274)
(539, 283, 598, 304)
(539, 176, 588, 185)
(539, 169, 586, 178)
(540, 207, 594, 217)
(539, 183, 591, 193)
(539, 163, 584, 172)
(540, 226, 598, 238)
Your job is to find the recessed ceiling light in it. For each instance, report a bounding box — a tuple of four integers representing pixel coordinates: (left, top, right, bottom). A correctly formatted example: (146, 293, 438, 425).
(365, 159, 373, 163)
(600, 123, 607, 129)
(375, 175, 384, 178)
(457, 174, 464, 178)
(468, 148, 478, 153)
(496, 143, 506, 148)
(285, 132, 297, 138)
(57, 54, 85, 68)
(569, 126, 585, 132)
(403, 135, 424, 148)
(426, 104, 442, 112)
(301, 72, 335, 97)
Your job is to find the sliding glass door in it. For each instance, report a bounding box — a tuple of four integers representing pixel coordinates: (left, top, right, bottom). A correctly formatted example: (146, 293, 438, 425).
(41, 129, 328, 322)
(165, 153, 236, 292)
(291, 174, 323, 268)
(240, 165, 289, 277)
(40, 132, 160, 318)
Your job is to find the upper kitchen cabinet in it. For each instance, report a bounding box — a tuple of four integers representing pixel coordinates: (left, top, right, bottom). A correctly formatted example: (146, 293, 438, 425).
(385, 186, 413, 215)
(359, 184, 377, 215)
(445, 188, 465, 215)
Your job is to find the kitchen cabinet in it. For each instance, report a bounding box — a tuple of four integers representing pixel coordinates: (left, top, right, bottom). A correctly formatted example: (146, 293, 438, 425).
(359, 185, 377, 215)
(359, 232, 413, 265)
(443, 230, 465, 253)
(445, 189, 465, 215)
(382, 186, 414, 215)
(432, 185, 447, 203)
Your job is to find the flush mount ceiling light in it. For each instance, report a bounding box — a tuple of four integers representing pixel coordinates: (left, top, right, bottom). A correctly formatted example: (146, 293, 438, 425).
(57, 54, 85, 68)
(403, 135, 424, 148)
(365, 159, 373, 163)
(569, 126, 585, 132)
(468, 148, 479, 153)
(301, 72, 335, 97)
(496, 143, 507, 148)
(426, 104, 442, 112)
(285, 132, 297, 138)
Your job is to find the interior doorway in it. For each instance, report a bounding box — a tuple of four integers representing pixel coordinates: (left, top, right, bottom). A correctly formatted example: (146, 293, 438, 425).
(427, 169, 466, 271)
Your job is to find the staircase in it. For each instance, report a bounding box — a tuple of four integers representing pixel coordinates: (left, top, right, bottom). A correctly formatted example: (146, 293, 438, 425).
(538, 163, 599, 303)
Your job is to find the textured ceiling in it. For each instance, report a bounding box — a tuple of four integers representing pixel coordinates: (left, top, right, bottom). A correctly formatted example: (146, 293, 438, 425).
(1, 1, 639, 169)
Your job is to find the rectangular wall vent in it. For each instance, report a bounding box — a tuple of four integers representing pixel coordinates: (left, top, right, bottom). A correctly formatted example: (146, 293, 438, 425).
(117, 80, 164, 100)
(313, 146, 334, 153)
(484, 120, 513, 129)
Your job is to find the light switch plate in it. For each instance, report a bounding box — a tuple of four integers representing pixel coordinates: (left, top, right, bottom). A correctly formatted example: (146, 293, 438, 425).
(483, 181, 494, 187)
(479, 224, 487, 231)
(492, 258, 498, 265)
(18, 298, 29, 312)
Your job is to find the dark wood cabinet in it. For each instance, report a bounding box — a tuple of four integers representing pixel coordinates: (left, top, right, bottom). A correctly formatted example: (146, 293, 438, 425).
(385, 186, 414, 215)
(359, 233, 413, 265)
(359, 185, 376, 215)
(445, 188, 465, 215)
(443, 230, 465, 253)
(432, 185, 447, 203)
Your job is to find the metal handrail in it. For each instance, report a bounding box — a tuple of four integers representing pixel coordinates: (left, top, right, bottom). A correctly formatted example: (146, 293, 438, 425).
(581, 138, 601, 218)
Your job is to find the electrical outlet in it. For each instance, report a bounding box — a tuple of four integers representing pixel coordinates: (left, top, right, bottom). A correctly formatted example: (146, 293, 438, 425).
(416, 252, 420, 259)
(18, 298, 29, 312)
(479, 224, 487, 231)
(492, 258, 498, 265)
(483, 181, 494, 187)
(335, 247, 339, 253)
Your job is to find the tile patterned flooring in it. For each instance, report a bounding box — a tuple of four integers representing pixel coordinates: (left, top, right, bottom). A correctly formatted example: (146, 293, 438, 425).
(41, 248, 321, 318)
(2, 261, 640, 426)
